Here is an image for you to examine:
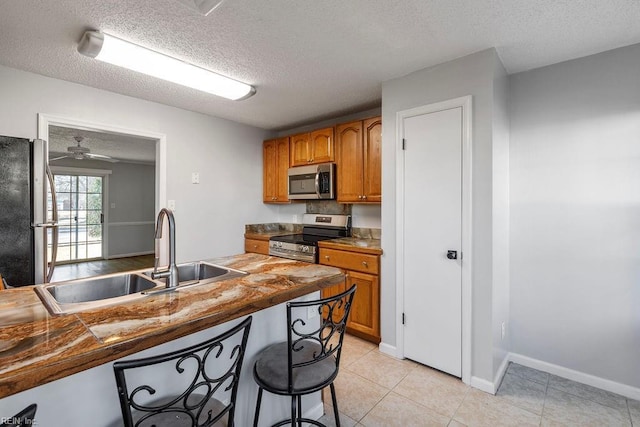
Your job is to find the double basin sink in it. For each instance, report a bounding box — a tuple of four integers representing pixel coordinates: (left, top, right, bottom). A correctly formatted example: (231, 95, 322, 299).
(34, 261, 247, 315)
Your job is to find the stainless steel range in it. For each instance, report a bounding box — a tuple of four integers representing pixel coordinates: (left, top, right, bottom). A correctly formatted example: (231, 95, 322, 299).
(269, 214, 351, 263)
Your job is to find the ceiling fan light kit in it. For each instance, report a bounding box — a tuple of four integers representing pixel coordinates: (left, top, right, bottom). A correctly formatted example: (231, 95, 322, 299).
(77, 30, 256, 101)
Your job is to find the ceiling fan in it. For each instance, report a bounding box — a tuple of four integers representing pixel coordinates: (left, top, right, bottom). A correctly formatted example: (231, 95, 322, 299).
(50, 136, 119, 163)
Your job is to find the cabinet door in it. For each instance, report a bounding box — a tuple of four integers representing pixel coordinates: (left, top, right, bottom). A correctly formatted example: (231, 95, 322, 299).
(345, 270, 380, 342)
(275, 137, 290, 202)
(290, 133, 310, 166)
(363, 117, 382, 203)
(336, 121, 364, 203)
(321, 281, 347, 324)
(310, 127, 334, 164)
(263, 140, 277, 202)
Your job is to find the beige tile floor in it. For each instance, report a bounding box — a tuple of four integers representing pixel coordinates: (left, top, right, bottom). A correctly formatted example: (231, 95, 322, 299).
(319, 334, 640, 426)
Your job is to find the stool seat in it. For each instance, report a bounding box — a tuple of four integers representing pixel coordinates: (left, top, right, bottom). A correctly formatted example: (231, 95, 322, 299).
(254, 341, 337, 393)
(130, 394, 227, 427)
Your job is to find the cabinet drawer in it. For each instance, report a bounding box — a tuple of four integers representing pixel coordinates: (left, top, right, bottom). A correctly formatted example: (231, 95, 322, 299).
(319, 248, 379, 274)
(245, 238, 269, 255)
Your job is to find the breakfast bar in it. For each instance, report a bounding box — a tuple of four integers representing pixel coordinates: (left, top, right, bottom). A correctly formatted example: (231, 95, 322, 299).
(0, 253, 344, 426)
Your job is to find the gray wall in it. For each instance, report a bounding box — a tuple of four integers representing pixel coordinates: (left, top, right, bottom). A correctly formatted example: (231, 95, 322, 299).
(0, 64, 280, 264)
(381, 49, 509, 383)
(509, 43, 640, 388)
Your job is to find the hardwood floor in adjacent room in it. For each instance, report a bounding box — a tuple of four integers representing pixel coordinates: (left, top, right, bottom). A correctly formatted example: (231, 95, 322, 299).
(50, 255, 155, 282)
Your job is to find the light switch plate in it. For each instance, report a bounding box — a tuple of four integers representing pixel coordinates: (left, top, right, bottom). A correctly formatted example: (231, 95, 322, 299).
(168, 200, 176, 210)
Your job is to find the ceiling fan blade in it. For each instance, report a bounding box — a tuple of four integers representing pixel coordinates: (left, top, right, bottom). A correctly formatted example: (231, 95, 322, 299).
(49, 154, 70, 161)
(85, 153, 119, 162)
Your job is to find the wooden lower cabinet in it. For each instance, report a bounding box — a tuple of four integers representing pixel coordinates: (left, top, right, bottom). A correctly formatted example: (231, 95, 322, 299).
(244, 238, 269, 255)
(344, 270, 379, 342)
(319, 247, 381, 343)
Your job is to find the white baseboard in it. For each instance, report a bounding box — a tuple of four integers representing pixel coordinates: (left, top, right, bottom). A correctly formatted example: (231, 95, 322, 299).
(469, 354, 509, 395)
(509, 352, 640, 401)
(106, 251, 154, 259)
(471, 376, 496, 394)
(378, 342, 397, 358)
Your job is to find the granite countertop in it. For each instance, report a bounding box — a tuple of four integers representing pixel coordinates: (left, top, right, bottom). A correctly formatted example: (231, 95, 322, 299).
(0, 253, 344, 398)
(318, 237, 383, 255)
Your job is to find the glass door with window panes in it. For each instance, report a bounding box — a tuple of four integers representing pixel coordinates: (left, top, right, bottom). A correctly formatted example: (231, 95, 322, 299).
(49, 174, 104, 263)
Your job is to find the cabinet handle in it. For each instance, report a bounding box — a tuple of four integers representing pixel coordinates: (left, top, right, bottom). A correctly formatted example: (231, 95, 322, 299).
(325, 255, 330, 260)
(363, 195, 367, 200)
(254, 245, 258, 249)
(362, 261, 368, 267)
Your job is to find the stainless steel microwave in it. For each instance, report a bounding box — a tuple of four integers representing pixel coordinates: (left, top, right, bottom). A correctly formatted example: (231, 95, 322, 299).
(288, 162, 335, 200)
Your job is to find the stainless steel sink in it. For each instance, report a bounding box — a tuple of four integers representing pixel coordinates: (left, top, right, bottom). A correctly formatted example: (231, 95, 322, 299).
(34, 272, 161, 315)
(143, 261, 247, 288)
(34, 261, 247, 315)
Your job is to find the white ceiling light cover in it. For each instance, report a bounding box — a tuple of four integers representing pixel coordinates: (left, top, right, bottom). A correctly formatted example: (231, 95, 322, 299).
(77, 30, 255, 101)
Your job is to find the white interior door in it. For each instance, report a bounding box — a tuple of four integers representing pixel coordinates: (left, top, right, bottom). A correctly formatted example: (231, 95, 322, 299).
(402, 106, 463, 377)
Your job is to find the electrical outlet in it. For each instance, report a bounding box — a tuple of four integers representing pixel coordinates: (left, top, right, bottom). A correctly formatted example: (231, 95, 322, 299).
(307, 306, 318, 319)
(501, 322, 506, 340)
(191, 172, 200, 184)
(167, 200, 176, 211)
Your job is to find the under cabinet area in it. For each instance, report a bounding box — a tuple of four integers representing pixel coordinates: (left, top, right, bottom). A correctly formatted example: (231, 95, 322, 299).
(290, 127, 335, 167)
(263, 137, 290, 203)
(319, 245, 381, 343)
(336, 116, 382, 203)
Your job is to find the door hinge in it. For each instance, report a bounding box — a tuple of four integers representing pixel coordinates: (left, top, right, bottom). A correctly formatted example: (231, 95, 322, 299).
(402, 138, 406, 150)
(402, 312, 405, 325)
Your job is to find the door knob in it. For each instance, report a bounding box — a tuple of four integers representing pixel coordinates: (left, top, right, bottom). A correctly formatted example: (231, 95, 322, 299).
(447, 250, 458, 260)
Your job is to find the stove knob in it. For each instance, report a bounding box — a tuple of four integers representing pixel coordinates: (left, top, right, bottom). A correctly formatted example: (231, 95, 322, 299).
(301, 245, 309, 253)
(277, 242, 283, 248)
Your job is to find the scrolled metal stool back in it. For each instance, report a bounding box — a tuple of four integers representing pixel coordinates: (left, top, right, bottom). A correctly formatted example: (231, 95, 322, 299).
(286, 284, 356, 393)
(113, 316, 252, 427)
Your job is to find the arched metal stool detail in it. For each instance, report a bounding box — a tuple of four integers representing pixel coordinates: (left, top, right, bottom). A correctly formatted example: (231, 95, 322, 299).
(253, 285, 356, 427)
(0, 404, 37, 427)
(113, 316, 252, 427)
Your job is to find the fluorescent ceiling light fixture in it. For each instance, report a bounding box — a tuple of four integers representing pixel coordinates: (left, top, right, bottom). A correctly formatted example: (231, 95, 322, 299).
(77, 30, 255, 101)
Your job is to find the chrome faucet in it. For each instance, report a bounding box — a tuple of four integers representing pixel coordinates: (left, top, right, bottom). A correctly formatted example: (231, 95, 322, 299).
(151, 208, 179, 288)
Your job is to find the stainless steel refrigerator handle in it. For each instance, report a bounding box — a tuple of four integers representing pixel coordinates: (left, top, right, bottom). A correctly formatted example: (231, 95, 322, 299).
(46, 165, 58, 283)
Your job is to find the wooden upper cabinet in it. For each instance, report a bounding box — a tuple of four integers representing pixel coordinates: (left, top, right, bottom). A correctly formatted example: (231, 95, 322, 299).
(263, 137, 290, 203)
(336, 117, 381, 204)
(310, 127, 334, 164)
(363, 117, 382, 203)
(289, 133, 310, 167)
(290, 127, 334, 166)
(336, 121, 364, 203)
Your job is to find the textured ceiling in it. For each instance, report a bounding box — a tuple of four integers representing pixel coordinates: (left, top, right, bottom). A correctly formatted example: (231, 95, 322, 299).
(49, 125, 156, 163)
(1, 1, 639, 130)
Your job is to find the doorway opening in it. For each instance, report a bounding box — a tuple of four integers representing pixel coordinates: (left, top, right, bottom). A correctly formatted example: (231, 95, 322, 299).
(37, 114, 166, 282)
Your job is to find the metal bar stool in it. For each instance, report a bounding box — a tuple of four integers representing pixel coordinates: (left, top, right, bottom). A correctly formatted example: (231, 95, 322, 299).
(113, 316, 252, 427)
(0, 404, 37, 427)
(252, 285, 356, 427)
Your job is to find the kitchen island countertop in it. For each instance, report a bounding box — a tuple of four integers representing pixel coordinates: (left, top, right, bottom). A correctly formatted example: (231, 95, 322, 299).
(0, 253, 344, 398)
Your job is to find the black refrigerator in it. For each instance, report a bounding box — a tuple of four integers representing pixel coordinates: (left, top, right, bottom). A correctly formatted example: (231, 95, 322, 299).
(0, 136, 58, 286)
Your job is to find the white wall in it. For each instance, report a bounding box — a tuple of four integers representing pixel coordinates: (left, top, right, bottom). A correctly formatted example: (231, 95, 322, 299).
(381, 49, 504, 383)
(491, 54, 511, 379)
(509, 43, 640, 389)
(0, 64, 281, 263)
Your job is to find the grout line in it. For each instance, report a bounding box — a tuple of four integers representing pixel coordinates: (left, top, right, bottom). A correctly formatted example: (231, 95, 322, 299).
(627, 398, 634, 426)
